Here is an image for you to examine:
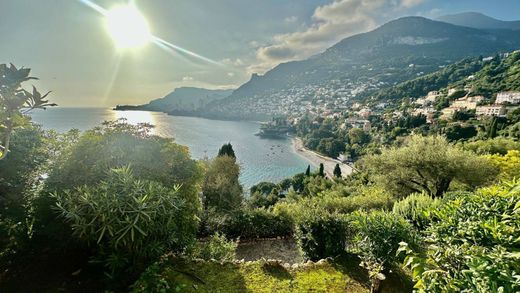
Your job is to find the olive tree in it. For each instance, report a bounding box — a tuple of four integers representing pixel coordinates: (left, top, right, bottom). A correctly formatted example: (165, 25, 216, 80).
(362, 135, 498, 198)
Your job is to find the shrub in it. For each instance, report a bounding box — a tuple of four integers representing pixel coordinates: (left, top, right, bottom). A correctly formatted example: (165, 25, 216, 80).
(392, 193, 441, 230)
(205, 208, 293, 239)
(400, 181, 520, 292)
(351, 211, 419, 288)
(53, 167, 198, 275)
(34, 121, 202, 248)
(295, 212, 351, 261)
(462, 137, 520, 155)
(272, 186, 394, 223)
(485, 150, 520, 181)
(191, 233, 237, 262)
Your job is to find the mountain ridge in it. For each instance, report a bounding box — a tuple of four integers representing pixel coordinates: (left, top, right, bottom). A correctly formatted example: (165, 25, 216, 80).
(202, 16, 520, 120)
(437, 12, 520, 30)
(115, 87, 233, 113)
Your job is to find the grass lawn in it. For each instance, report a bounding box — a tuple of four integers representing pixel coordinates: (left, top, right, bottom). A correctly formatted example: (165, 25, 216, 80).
(132, 254, 412, 292)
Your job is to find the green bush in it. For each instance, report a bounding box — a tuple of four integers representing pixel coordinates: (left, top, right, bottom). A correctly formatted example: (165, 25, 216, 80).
(273, 186, 394, 223)
(54, 167, 198, 275)
(34, 121, 202, 247)
(295, 212, 351, 261)
(205, 208, 293, 239)
(351, 211, 419, 285)
(392, 193, 441, 230)
(190, 233, 237, 262)
(400, 181, 520, 292)
(462, 137, 520, 155)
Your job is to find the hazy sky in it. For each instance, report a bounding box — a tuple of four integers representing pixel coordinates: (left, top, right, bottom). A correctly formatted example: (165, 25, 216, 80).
(1, 0, 519, 107)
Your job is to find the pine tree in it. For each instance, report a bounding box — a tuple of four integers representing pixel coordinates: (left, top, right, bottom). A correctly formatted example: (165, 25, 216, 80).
(318, 163, 325, 177)
(333, 163, 342, 178)
(218, 143, 236, 159)
(305, 165, 311, 176)
(488, 117, 498, 138)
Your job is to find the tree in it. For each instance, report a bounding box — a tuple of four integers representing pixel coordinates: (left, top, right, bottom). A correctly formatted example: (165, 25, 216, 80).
(362, 135, 498, 198)
(217, 143, 236, 159)
(443, 124, 477, 141)
(0, 64, 56, 160)
(505, 122, 520, 140)
(333, 164, 342, 178)
(250, 182, 277, 195)
(488, 116, 499, 138)
(202, 155, 243, 213)
(38, 120, 202, 244)
(0, 125, 49, 217)
(348, 128, 371, 146)
(318, 163, 325, 177)
(305, 165, 311, 176)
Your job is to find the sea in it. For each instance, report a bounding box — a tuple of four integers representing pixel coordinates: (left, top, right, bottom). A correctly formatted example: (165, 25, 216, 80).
(29, 108, 314, 188)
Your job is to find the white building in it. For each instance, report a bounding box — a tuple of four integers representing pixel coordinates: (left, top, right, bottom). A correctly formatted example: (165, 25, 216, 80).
(496, 92, 520, 105)
(441, 107, 463, 119)
(476, 104, 507, 116)
(451, 96, 484, 110)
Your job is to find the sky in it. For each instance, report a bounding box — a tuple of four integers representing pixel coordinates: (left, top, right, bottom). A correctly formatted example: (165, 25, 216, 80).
(1, 0, 519, 107)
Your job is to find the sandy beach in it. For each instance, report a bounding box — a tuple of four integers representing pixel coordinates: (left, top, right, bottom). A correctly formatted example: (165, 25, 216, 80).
(292, 137, 353, 178)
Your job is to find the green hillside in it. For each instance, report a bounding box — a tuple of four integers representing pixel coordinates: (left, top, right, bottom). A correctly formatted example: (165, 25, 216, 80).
(369, 50, 520, 103)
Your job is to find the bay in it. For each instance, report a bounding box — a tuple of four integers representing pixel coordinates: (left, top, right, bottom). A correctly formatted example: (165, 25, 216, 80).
(29, 108, 314, 187)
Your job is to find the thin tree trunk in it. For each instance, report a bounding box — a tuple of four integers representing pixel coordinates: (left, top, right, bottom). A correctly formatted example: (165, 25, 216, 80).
(0, 120, 12, 161)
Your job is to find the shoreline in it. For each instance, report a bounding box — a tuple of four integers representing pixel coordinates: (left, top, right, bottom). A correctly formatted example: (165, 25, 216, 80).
(291, 137, 353, 178)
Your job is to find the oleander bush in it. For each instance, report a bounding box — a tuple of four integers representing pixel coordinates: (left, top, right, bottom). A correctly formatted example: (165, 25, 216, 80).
(54, 167, 198, 275)
(400, 181, 520, 292)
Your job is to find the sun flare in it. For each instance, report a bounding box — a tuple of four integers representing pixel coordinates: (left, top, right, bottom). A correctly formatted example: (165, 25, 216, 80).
(105, 5, 151, 49)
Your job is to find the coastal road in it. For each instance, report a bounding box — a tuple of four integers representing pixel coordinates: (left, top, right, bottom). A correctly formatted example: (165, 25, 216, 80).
(292, 138, 353, 178)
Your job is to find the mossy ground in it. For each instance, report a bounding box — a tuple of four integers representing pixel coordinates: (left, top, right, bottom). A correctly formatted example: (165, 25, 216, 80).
(133, 254, 411, 292)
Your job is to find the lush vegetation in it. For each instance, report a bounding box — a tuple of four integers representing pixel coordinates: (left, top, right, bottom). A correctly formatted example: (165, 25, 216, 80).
(2, 62, 520, 292)
(400, 181, 520, 292)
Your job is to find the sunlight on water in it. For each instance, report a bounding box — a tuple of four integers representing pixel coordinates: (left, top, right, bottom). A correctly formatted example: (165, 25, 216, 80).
(112, 110, 157, 133)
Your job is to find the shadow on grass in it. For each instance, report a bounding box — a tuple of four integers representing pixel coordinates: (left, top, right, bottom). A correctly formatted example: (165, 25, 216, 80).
(147, 257, 249, 293)
(332, 252, 414, 293)
(332, 252, 370, 288)
(261, 262, 292, 280)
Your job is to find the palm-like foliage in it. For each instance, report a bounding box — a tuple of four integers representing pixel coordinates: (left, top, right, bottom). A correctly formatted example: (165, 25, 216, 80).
(0, 63, 56, 160)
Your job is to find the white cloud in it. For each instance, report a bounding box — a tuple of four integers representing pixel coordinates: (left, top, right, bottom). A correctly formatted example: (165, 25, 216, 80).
(227, 72, 235, 77)
(250, 0, 426, 74)
(284, 16, 298, 23)
(221, 58, 245, 67)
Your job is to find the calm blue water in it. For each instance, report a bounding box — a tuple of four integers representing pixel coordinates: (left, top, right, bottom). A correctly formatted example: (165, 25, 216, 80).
(30, 108, 313, 188)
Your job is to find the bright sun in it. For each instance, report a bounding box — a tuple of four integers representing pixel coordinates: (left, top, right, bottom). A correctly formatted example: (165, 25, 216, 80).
(105, 5, 151, 49)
